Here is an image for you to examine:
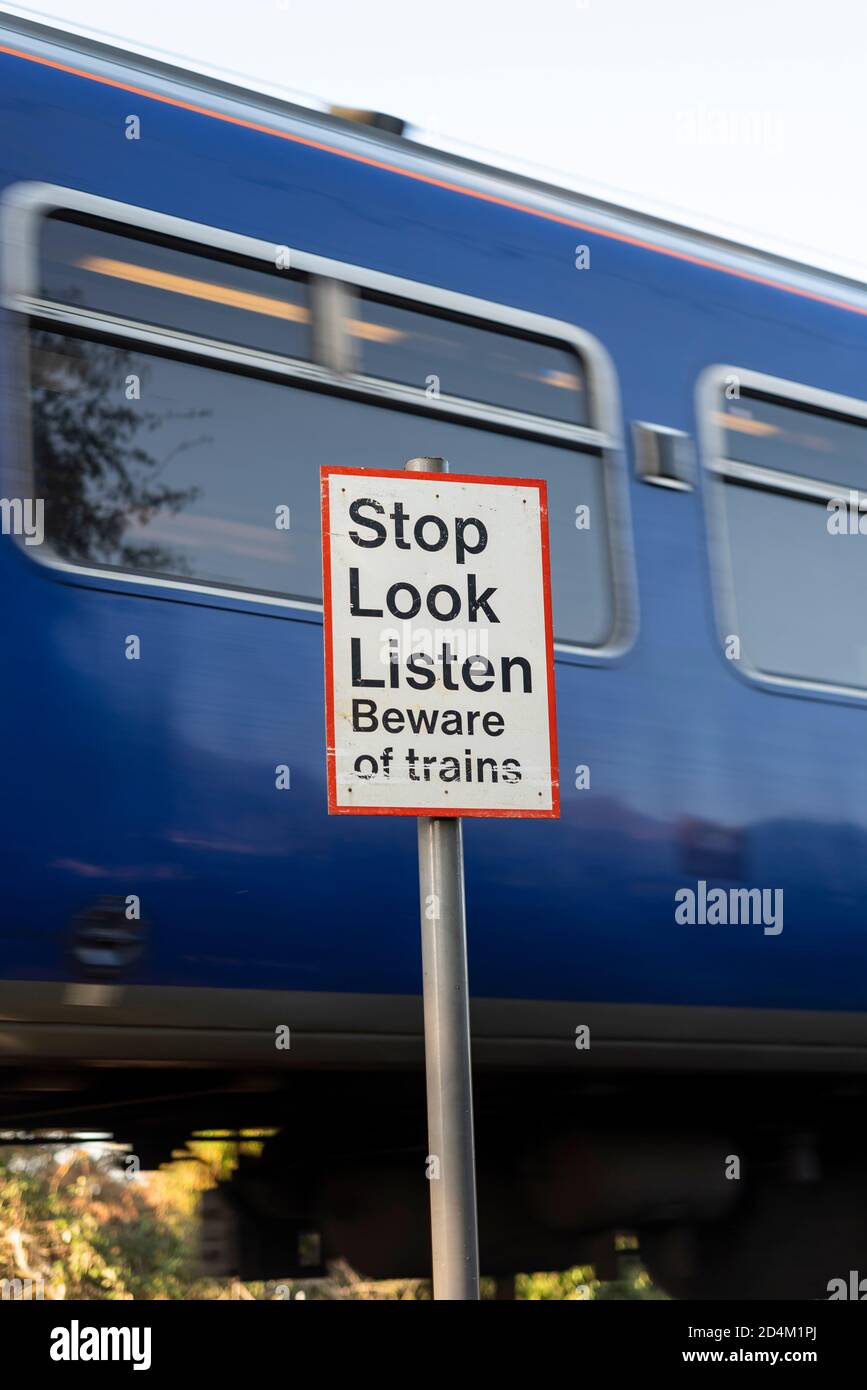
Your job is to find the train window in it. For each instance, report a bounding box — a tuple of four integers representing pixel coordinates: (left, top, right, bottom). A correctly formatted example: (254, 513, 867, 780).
(29, 330, 616, 646)
(706, 379, 867, 694)
(39, 215, 312, 361)
(353, 293, 589, 425)
(11, 188, 634, 651)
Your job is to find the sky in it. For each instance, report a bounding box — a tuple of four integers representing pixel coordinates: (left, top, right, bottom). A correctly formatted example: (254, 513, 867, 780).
(3, 0, 866, 281)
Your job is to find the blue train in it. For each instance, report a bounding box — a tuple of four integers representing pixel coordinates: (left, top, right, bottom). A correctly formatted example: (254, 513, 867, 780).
(2, 15, 867, 1296)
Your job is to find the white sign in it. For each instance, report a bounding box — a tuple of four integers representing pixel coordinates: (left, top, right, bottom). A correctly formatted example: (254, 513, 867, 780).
(321, 466, 559, 818)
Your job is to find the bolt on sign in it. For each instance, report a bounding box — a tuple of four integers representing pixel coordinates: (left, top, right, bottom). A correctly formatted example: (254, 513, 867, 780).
(321, 466, 559, 817)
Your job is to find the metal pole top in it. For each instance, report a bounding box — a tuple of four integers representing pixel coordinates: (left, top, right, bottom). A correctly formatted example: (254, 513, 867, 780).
(405, 456, 449, 473)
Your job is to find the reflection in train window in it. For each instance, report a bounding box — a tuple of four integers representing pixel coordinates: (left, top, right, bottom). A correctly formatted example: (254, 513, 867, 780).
(354, 293, 588, 425)
(711, 387, 867, 692)
(29, 332, 616, 647)
(39, 215, 312, 361)
(715, 393, 867, 490)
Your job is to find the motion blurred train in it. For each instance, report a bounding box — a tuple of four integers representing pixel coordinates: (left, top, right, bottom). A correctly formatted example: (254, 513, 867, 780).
(2, 14, 867, 1298)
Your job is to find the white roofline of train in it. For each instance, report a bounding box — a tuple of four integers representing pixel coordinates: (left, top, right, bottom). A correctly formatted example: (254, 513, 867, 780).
(3, 10, 867, 311)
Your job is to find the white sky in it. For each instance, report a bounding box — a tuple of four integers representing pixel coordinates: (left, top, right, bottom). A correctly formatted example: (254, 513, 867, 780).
(3, 0, 866, 280)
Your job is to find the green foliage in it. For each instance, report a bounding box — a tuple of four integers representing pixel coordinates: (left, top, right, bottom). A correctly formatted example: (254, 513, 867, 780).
(0, 1145, 220, 1300)
(517, 1257, 666, 1300)
(0, 1144, 665, 1300)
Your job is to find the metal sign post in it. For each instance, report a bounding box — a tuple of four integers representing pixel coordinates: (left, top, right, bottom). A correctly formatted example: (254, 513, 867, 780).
(416, 813, 479, 1299)
(407, 456, 480, 1301)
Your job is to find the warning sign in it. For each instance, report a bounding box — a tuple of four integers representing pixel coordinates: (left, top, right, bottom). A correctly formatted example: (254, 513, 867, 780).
(321, 466, 559, 817)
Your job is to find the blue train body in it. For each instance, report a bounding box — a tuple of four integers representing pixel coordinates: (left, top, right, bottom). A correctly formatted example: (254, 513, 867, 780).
(2, 16, 867, 1074)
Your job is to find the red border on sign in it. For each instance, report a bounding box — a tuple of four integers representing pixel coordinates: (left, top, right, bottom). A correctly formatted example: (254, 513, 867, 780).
(321, 466, 560, 818)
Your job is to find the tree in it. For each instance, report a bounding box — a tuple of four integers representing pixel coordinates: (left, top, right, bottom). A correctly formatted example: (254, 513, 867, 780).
(30, 330, 208, 573)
